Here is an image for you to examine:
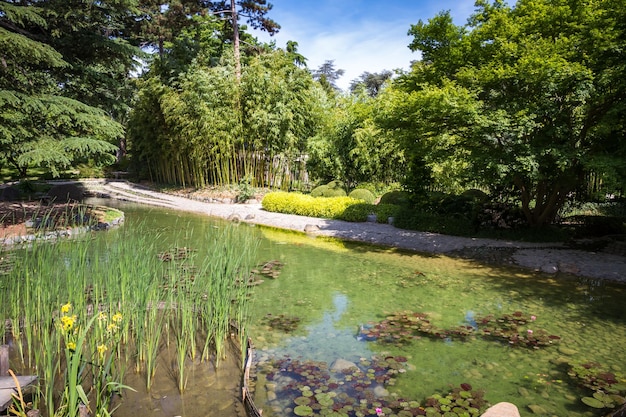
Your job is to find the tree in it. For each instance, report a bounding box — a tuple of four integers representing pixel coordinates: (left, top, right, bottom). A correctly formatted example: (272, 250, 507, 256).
(312, 60, 345, 93)
(0, 1, 120, 178)
(383, 0, 626, 226)
(308, 92, 405, 188)
(349, 70, 393, 97)
(128, 45, 323, 187)
(212, 0, 280, 79)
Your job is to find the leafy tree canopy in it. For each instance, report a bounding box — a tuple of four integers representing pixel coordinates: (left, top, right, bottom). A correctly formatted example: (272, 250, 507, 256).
(0, 1, 121, 178)
(382, 0, 626, 226)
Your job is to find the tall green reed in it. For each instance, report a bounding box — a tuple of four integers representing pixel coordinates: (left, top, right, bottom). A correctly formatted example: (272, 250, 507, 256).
(0, 218, 257, 414)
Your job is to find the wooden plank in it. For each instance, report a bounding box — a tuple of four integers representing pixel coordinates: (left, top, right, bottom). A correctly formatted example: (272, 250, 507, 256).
(0, 375, 38, 390)
(0, 375, 38, 412)
(0, 345, 8, 376)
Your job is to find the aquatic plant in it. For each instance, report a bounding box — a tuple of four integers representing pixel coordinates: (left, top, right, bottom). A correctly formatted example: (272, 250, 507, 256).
(568, 362, 626, 411)
(251, 259, 285, 279)
(475, 312, 561, 348)
(0, 222, 257, 414)
(257, 355, 489, 417)
(263, 313, 301, 332)
(360, 311, 560, 349)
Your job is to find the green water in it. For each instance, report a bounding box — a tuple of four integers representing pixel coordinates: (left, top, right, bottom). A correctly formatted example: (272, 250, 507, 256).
(99, 201, 626, 416)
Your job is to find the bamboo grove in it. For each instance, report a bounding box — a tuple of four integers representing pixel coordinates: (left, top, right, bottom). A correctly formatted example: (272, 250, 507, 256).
(127, 30, 325, 189)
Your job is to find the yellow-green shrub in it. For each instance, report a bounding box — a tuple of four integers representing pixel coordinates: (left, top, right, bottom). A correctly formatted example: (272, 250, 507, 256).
(262, 192, 362, 219)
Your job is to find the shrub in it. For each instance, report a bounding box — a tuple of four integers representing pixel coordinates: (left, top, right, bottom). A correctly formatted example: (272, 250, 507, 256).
(310, 183, 347, 198)
(375, 204, 401, 224)
(348, 189, 375, 204)
(393, 207, 475, 236)
(461, 188, 489, 202)
(379, 190, 411, 206)
(339, 203, 375, 222)
(262, 192, 360, 219)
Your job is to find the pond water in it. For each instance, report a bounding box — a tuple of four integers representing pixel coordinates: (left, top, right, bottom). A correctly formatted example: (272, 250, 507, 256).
(74, 201, 626, 416)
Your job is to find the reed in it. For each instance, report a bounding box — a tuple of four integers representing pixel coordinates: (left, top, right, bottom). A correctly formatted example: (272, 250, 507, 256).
(0, 220, 257, 415)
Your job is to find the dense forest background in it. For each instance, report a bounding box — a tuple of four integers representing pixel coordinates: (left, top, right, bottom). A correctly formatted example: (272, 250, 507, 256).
(1, 0, 625, 230)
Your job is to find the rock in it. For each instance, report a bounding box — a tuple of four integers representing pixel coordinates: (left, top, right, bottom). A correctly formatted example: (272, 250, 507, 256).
(330, 358, 357, 372)
(481, 402, 521, 417)
(518, 387, 530, 397)
(304, 224, 320, 233)
(366, 214, 377, 223)
(540, 264, 558, 273)
(373, 385, 389, 397)
(245, 213, 256, 220)
(527, 404, 548, 414)
(266, 391, 277, 401)
(227, 213, 241, 223)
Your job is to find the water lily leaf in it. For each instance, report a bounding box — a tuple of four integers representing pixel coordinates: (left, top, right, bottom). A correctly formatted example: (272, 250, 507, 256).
(582, 397, 606, 408)
(294, 405, 314, 416)
(295, 396, 311, 406)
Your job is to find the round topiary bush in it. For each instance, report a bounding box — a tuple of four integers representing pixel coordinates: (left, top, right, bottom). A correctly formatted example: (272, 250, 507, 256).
(310, 185, 329, 197)
(326, 180, 345, 191)
(311, 182, 347, 198)
(348, 188, 375, 204)
(379, 190, 411, 206)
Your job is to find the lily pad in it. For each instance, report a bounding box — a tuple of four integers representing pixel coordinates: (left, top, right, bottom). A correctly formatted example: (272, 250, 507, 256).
(582, 396, 606, 408)
(294, 405, 314, 416)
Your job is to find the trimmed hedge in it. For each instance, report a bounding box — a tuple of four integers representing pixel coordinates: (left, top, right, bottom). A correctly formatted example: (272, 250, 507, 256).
(262, 192, 361, 219)
(262, 192, 403, 224)
(348, 188, 376, 204)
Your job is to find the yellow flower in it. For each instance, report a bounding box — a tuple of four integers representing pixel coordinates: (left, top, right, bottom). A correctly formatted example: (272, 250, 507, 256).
(97, 344, 107, 356)
(98, 312, 107, 321)
(112, 312, 123, 323)
(106, 323, 118, 333)
(67, 341, 76, 351)
(61, 303, 72, 314)
(61, 315, 77, 332)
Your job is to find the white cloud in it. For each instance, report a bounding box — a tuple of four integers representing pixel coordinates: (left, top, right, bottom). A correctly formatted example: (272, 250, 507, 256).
(253, 0, 476, 90)
(257, 19, 418, 90)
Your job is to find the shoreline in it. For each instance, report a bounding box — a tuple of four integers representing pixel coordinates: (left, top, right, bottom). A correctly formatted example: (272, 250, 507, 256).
(82, 180, 626, 284)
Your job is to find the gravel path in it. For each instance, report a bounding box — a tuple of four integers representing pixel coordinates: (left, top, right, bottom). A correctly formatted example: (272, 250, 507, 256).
(87, 180, 626, 283)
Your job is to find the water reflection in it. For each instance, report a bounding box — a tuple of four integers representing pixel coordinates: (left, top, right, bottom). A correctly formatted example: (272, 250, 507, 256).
(261, 293, 372, 364)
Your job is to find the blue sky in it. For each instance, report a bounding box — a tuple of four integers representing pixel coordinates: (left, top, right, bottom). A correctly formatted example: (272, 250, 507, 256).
(252, 0, 476, 90)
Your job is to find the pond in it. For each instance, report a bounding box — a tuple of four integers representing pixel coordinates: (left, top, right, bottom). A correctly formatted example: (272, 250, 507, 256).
(5, 200, 626, 417)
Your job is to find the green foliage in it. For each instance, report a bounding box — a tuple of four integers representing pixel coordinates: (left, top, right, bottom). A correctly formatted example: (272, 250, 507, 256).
(307, 93, 405, 188)
(393, 207, 475, 236)
(383, 0, 626, 226)
(379, 190, 411, 206)
(128, 49, 322, 188)
(310, 181, 347, 198)
(339, 203, 373, 222)
(348, 188, 375, 204)
(261, 192, 361, 219)
(0, 1, 124, 178)
(375, 204, 401, 224)
(236, 175, 255, 203)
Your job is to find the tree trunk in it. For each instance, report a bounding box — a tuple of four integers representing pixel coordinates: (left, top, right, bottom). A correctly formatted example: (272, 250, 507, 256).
(230, 0, 241, 81)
